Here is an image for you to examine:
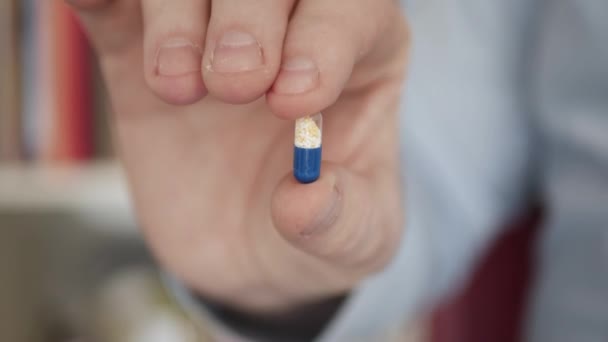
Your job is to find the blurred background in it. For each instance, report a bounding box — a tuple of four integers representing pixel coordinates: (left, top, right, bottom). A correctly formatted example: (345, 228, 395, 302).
(0, 1, 211, 341)
(0, 1, 541, 341)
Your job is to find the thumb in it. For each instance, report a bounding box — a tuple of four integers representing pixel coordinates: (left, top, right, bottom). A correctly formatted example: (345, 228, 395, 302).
(271, 162, 400, 272)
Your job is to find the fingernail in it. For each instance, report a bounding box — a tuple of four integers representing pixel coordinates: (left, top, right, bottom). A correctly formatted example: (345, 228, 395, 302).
(211, 30, 263, 73)
(273, 57, 319, 95)
(301, 185, 341, 237)
(156, 38, 202, 77)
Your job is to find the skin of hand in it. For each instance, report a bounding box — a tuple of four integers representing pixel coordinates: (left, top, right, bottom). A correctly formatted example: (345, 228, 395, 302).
(67, 0, 410, 314)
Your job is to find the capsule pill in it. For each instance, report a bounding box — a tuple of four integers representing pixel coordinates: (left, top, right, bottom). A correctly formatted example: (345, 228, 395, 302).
(293, 113, 322, 184)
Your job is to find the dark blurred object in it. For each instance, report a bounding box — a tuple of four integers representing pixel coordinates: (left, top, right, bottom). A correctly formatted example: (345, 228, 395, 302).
(431, 210, 542, 342)
(0, 0, 21, 160)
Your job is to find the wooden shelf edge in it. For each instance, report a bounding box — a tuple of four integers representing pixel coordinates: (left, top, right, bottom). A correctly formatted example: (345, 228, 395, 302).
(0, 162, 137, 232)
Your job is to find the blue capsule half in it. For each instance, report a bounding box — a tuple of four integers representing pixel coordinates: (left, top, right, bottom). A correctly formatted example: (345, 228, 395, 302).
(294, 146, 321, 183)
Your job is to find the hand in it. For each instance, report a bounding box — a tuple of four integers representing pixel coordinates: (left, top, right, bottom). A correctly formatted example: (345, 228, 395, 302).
(68, 0, 409, 313)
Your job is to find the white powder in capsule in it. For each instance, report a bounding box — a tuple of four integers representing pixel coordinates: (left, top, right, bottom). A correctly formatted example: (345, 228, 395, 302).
(295, 116, 322, 149)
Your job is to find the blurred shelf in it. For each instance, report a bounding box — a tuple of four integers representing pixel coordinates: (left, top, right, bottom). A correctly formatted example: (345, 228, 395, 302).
(0, 162, 137, 232)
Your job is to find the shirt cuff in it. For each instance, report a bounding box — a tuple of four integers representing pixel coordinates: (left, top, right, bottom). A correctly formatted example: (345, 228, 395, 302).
(163, 275, 347, 342)
(162, 196, 434, 342)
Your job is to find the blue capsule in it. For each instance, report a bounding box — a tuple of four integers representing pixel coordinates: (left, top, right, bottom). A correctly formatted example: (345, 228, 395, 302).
(293, 113, 323, 184)
(294, 146, 322, 183)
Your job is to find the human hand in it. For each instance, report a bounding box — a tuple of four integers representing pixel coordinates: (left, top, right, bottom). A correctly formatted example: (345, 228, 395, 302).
(68, 0, 409, 313)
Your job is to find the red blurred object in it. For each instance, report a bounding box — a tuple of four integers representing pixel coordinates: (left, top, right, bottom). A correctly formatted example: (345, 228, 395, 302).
(43, 3, 92, 161)
(430, 210, 542, 342)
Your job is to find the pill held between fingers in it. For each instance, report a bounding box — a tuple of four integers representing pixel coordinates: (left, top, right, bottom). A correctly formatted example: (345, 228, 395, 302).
(293, 113, 323, 184)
